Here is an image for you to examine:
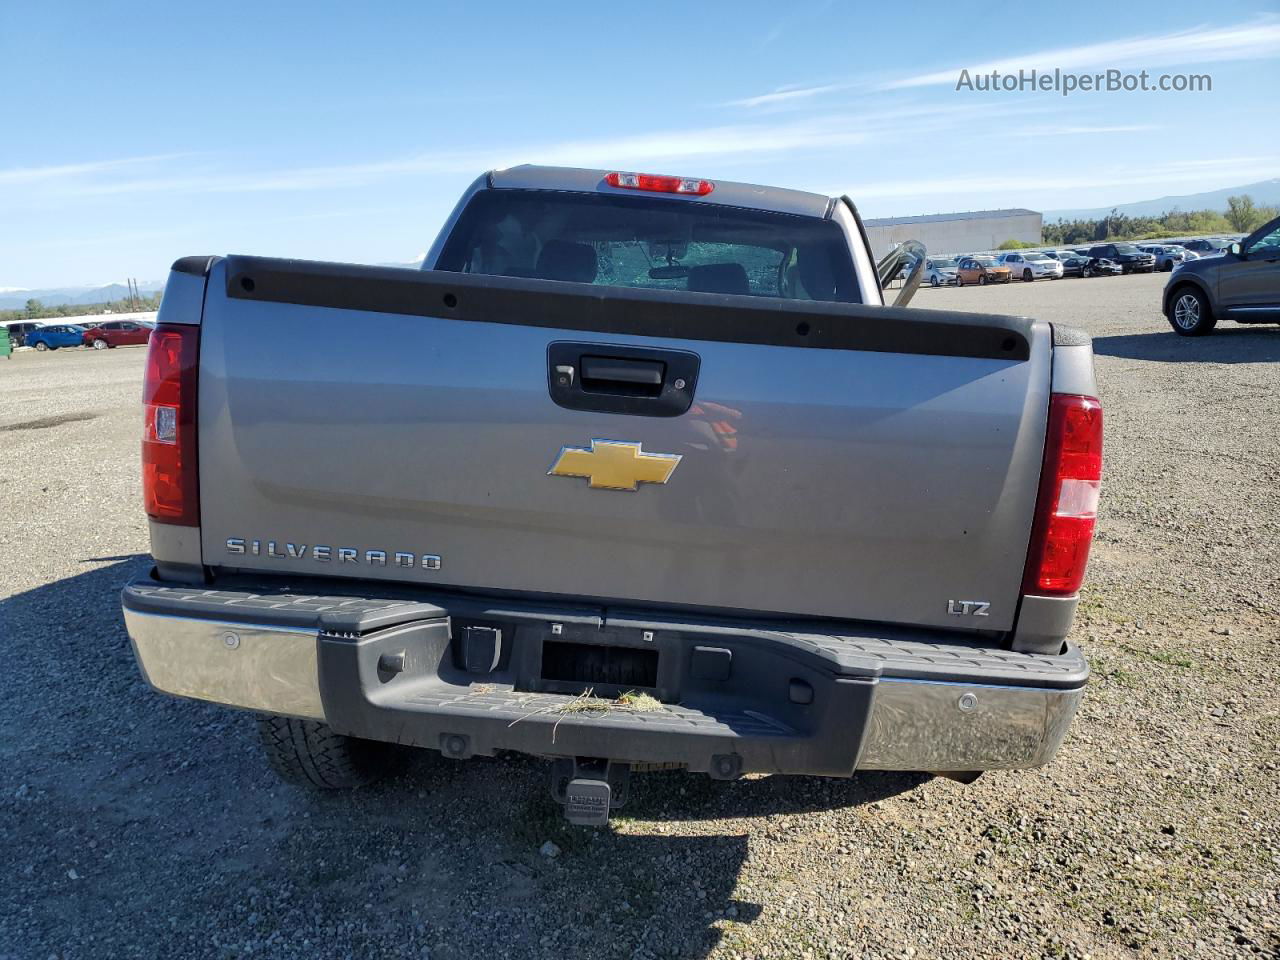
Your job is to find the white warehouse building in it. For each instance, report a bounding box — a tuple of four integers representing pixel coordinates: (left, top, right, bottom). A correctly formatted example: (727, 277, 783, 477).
(862, 208, 1043, 259)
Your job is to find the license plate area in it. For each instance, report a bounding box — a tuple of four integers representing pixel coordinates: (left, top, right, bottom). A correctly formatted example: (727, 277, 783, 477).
(531, 626, 676, 701)
(542, 639, 659, 689)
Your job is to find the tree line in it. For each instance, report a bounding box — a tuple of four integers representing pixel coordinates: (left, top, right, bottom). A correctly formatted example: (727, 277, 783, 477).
(1040, 194, 1278, 247)
(1, 291, 163, 324)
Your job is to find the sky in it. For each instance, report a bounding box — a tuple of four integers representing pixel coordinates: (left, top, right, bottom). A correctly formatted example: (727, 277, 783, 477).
(2, 1, 1278, 289)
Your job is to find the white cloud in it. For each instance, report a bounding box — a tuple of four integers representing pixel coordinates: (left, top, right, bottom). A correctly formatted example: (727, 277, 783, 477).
(0, 154, 190, 185)
(1008, 124, 1158, 137)
(883, 17, 1280, 89)
(26, 123, 869, 199)
(13, 104, 1034, 202)
(725, 83, 847, 108)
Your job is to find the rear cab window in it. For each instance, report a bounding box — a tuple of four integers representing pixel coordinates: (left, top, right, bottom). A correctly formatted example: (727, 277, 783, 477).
(435, 189, 860, 303)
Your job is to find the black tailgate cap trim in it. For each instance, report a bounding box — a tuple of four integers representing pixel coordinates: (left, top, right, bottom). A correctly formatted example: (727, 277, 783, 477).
(221, 254, 1033, 361)
(171, 255, 221, 277)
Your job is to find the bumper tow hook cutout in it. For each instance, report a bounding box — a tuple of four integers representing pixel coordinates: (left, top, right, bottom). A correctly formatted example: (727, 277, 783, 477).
(440, 733, 470, 759)
(710, 753, 743, 781)
(377, 651, 406, 675)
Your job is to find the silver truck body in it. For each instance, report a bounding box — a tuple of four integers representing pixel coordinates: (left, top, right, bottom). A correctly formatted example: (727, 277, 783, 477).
(123, 167, 1097, 805)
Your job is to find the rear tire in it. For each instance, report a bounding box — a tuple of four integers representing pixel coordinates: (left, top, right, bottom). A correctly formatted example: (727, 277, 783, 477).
(35, 341, 48, 351)
(257, 716, 403, 789)
(1169, 287, 1216, 337)
(979, 274, 988, 285)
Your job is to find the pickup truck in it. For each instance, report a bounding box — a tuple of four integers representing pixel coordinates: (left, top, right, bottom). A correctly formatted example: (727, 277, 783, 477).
(122, 165, 1101, 824)
(1085, 243, 1156, 275)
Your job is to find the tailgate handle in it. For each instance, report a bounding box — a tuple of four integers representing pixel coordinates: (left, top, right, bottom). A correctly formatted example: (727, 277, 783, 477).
(581, 356, 664, 391)
(548, 341, 700, 418)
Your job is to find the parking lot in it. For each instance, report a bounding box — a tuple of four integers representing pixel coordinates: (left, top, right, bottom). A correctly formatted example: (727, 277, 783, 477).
(1, 272, 1277, 959)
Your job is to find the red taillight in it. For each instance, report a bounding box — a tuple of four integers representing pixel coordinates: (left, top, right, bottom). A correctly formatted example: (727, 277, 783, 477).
(604, 171, 714, 196)
(1022, 394, 1103, 596)
(142, 323, 200, 526)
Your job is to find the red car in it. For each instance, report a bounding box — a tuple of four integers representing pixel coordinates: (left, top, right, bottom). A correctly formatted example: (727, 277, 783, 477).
(81, 319, 153, 349)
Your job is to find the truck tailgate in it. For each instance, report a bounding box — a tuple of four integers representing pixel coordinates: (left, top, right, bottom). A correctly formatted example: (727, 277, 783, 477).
(196, 257, 1050, 634)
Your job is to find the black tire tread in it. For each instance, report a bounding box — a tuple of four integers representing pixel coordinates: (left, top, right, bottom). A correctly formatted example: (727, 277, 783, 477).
(257, 715, 398, 789)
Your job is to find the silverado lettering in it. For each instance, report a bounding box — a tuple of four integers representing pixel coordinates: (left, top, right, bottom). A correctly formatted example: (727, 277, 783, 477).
(225, 538, 442, 569)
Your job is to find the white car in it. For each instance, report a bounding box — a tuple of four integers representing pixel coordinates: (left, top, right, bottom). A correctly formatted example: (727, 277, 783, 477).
(996, 251, 1064, 282)
(923, 257, 959, 286)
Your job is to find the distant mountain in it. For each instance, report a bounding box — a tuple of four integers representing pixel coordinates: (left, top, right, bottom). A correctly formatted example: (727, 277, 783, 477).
(0, 280, 164, 311)
(1044, 178, 1280, 222)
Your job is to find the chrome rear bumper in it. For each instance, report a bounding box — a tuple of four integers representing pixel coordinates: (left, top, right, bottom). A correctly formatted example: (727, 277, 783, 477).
(124, 607, 325, 721)
(123, 579, 1087, 775)
(858, 678, 1083, 770)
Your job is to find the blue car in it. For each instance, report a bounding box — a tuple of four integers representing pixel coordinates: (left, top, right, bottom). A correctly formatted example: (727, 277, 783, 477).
(26, 324, 87, 351)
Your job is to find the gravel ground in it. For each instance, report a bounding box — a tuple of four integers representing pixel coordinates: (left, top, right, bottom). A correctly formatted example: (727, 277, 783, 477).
(1, 275, 1277, 960)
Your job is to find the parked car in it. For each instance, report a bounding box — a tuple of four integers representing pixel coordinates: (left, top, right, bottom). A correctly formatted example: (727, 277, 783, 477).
(1046, 251, 1091, 278)
(1083, 258, 1123, 278)
(81, 319, 154, 350)
(2, 320, 44, 347)
(1162, 214, 1280, 336)
(1179, 237, 1232, 257)
(996, 251, 1064, 282)
(25, 324, 88, 351)
(120, 165, 1100, 825)
(923, 257, 959, 286)
(1086, 243, 1156, 274)
(955, 255, 1012, 285)
(0, 324, 10, 359)
(1137, 244, 1190, 272)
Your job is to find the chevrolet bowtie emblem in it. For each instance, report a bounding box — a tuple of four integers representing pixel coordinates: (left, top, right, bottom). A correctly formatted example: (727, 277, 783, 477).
(548, 440, 681, 491)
